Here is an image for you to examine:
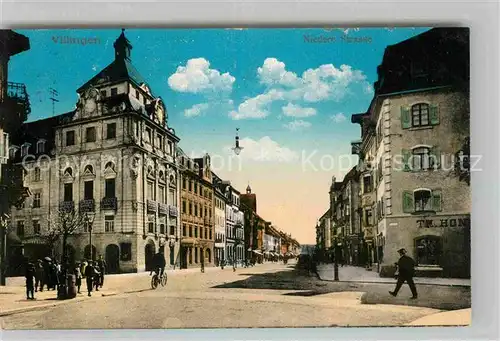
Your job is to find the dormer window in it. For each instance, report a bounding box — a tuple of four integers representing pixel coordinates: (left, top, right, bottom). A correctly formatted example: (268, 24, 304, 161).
(111, 87, 118, 96)
(100, 90, 107, 98)
(36, 140, 46, 154)
(9, 146, 18, 158)
(21, 143, 30, 157)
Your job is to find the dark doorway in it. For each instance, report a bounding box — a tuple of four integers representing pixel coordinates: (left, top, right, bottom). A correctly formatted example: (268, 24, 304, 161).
(180, 246, 187, 269)
(84, 245, 97, 261)
(105, 244, 120, 274)
(169, 245, 175, 266)
(145, 242, 155, 271)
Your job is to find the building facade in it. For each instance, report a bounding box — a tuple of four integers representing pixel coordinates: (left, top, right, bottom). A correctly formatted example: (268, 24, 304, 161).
(351, 28, 470, 278)
(178, 152, 214, 269)
(212, 172, 226, 266)
(9, 30, 182, 274)
(222, 182, 244, 265)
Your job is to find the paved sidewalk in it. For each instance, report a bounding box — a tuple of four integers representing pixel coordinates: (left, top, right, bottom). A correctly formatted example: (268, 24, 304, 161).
(407, 308, 471, 326)
(317, 264, 471, 287)
(0, 265, 223, 316)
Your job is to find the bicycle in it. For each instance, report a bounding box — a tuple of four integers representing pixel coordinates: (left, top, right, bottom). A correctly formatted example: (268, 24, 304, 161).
(150, 270, 167, 289)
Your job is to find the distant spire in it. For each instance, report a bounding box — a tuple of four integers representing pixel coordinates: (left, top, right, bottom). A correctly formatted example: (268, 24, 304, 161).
(114, 28, 132, 61)
(246, 183, 251, 194)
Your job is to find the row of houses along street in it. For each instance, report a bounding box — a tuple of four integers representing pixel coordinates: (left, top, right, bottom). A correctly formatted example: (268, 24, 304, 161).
(0, 29, 300, 281)
(315, 28, 471, 279)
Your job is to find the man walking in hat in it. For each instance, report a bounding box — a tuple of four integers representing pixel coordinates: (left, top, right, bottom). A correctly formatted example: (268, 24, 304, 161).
(389, 248, 418, 299)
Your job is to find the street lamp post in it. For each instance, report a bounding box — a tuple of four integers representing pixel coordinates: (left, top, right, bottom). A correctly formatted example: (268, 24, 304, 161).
(333, 238, 339, 281)
(85, 213, 95, 261)
(0, 214, 9, 286)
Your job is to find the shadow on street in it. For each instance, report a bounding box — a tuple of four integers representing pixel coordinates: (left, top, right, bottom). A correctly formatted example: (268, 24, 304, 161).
(212, 265, 471, 311)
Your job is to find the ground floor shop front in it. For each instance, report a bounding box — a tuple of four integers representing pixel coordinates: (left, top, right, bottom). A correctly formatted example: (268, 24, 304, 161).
(376, 213, 471, 278)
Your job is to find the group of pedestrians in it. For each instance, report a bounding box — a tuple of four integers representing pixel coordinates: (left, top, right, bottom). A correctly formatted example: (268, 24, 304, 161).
(24, 258, 64, 299)
(23, 255, 107, 300)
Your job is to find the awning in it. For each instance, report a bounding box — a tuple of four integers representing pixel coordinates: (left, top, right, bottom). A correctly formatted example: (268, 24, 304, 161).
(252, 250, 262, 255)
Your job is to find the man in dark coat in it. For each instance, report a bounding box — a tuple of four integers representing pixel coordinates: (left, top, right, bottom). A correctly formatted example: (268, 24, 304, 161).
(25, 262, 36, 300)
(34, 260, 44, 292)
(389, 248, 418, 299)
(84, 261, 95, 297)
(96, 255, 107, 288)
(151, 252, 166, 278)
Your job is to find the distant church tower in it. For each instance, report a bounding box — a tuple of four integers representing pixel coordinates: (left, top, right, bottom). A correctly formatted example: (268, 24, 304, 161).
(241, 183, 257, 213)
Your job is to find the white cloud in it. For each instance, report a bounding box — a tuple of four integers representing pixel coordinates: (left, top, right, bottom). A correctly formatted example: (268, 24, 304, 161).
(282, 103, 316, 118)
(230, 58, 371, 120)
(225, 136, 299, 163)
(168, 58, 235, 93)
(283, 120, 312, 131)
(184, 103, 209, 118)
(330, 113, 347, 123)
(258, 58, 301, 87)
(229, 89, 284, 120)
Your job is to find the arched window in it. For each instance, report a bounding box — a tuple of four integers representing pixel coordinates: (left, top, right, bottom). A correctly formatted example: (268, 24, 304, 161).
(158, 170, 164, 181)
(414, 189, 432, 212)
(105, 162, 115, 171)
(415, 236, 441, 266)
(411, 103, 430, 127)
(84, 165, 94, 175)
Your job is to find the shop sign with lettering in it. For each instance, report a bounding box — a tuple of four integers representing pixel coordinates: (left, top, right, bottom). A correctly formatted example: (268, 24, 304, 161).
(417, 218, 470, 228)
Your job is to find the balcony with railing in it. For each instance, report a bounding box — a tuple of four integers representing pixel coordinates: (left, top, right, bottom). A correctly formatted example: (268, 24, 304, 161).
(158, 202, 168, 215)
(0, 82, 31, 131)
(60, 200, 75, 212)
(101, 197, 117, 211)
(147, 199, 157, 212)
(168, 205, 178, 217)
(79, 199, 95, 213)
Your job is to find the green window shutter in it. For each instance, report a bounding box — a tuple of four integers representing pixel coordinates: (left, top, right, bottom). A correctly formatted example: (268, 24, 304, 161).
(402, 149, 411, 172)
(430, 104, 440, 125)
(401, 106, 411, 129)
(402, 190, 414, 213)
(432, 189, 442, 212)
(431, 146, 441, 169)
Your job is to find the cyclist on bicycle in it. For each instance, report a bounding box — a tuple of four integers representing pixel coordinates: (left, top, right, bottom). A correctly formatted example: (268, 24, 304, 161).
(150, 252, 166, 279)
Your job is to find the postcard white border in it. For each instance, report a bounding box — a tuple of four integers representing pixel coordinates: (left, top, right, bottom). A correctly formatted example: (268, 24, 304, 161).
(0, 0, 498, 340)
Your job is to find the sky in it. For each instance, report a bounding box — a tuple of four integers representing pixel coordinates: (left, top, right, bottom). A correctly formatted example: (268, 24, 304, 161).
(10, 27, 431, 244)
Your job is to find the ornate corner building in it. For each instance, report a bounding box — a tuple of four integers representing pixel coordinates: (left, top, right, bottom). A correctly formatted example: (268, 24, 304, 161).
(8, 31, 182, 273)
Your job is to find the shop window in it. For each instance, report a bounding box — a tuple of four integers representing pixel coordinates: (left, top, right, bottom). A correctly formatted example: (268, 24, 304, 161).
(120, 243, 132, 261)
(415, 236, 441, 266)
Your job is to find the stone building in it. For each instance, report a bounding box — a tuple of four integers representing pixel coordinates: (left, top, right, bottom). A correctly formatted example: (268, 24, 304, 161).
(221, 181, 244, 265)
(9, 30, 182, 274)
(351, 28, 470, 278)
(317, 208, 331, 255)
(178, 152, 214, 269)
(329, 167, 362, 266)
(0, 29, 31, 280)
(212, 172, 226, 266)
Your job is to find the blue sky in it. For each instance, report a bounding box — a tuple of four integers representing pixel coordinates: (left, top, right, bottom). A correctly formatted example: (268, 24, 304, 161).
(10, 27, 431, 243)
